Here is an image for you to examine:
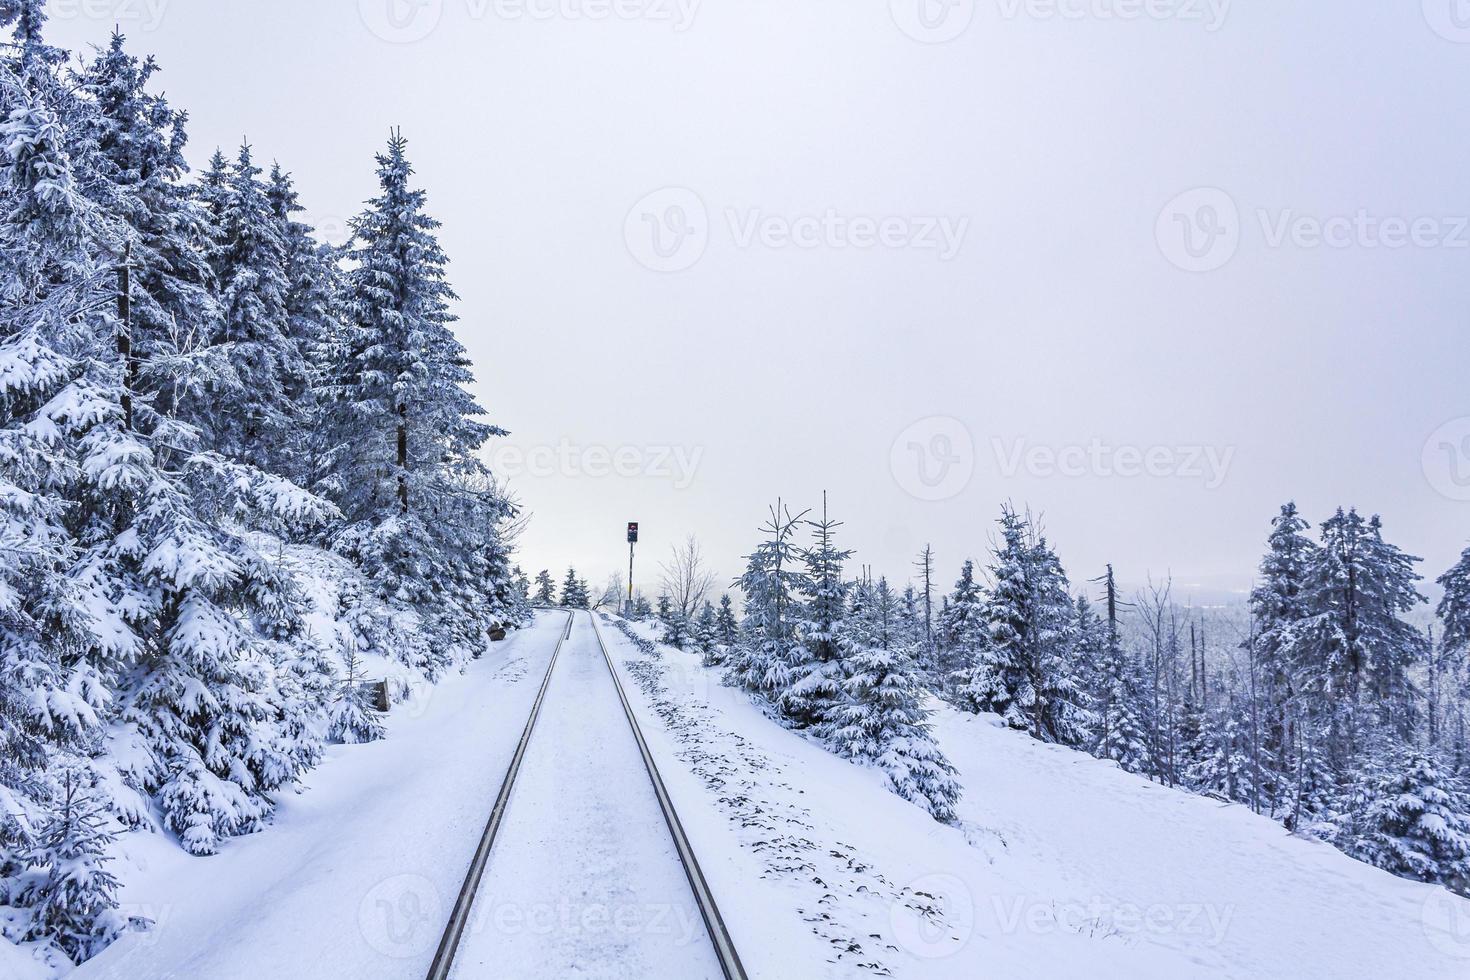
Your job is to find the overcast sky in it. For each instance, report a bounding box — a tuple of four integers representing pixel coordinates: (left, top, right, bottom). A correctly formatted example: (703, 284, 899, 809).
(48, 1, 1470, 603)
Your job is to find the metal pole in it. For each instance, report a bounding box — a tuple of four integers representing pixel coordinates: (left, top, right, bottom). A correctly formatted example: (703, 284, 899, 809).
(627, 539, 635, 615)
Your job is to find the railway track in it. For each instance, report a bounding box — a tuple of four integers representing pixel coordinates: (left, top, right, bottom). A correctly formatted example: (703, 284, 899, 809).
(425, 610, 747, 980)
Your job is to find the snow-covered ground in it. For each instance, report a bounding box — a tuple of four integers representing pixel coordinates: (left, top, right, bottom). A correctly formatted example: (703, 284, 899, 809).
(68, 614, 570, 980)
(603, 619, 1470, 980)
(52, 610, 1470, 979)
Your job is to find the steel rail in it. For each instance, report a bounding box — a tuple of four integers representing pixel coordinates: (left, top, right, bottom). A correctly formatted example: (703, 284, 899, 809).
(587, 611, 749, 980)
(424, 610, 574, 980)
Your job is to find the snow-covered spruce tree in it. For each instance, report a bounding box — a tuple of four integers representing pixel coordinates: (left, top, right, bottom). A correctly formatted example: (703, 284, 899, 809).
(826, 577, 960, 822)
(1345, 750, 1470, 896)
(316, 132, 512, 668)
(560, 567, 588, 608)
(937, 558, 986, 705)
(507, 566, 533, 624)
(725, 502, 809, 703)
(14, 767, 124, 962)
(1086, 571, 1152, 774)
(1248, 502, 1317, 813)
(659, 597, 690, 649)
(955, 507, 1092, 746)
(0, 30, 125, 948)
(1437, 544, 1470, 771)
(783, 493, 852, 728)
(533, 569, 556, 605)
(1191, 688, 1260, 806)
(265, 161, 342, 485)
(327, 644, 385, 745)
(694, 601, 719, 666)
(196, 143, 307, 474)
(1294, 509, 1426, 770)
(1, 3, 338, 928)
(74, 32, 224, 429)
(715, 592, 738, 648)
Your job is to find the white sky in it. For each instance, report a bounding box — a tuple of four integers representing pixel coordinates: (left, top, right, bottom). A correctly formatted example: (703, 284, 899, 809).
(46, 1, 1470, 603)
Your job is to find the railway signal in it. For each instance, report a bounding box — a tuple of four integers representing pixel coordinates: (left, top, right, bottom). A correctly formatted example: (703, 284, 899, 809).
(626, 522, 639, 614)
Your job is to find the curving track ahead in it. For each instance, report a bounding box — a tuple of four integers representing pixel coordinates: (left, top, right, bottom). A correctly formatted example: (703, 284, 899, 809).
(426, 610, 746, 980)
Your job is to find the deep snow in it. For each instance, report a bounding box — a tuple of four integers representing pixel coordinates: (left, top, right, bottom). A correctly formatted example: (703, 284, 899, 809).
(69, 615, 569, 980)
(51, 610, 1470, 979)
(604, 618, 1470, 979)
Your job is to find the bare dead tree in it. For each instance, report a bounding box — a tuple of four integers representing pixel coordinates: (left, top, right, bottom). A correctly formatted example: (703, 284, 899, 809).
(594, 572, 626, 612)
(660, 535, 717, 620)
(1137, 575, 1175, 784)
(914, 544, 935, 657)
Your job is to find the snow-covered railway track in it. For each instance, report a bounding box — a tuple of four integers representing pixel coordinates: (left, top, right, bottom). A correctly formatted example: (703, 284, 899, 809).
(425, 610, 747, 980)
(425, 609, 574, 980)
(587, 611, 749, 980)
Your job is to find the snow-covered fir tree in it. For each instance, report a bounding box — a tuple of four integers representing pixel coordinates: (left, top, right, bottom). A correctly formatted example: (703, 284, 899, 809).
(715, 592, 738, 648)
(693, 601, 719, 665)
(316, 131, 513, 667)
(1248, 502, 1317, 815)
(937, 558, 985, 704)
(327, 644, 385, 745)
(1345, 750, 1470, 896)
(725, 502, 809, 703)
(13, 768, 124, 963)
(955, 507, 1092, 746)
(658, 593, 690, 649)
(560, 567, 588, 608)
(783, 493, 852, 727)
(825, 577, 960, 822)
(533, 568, 556, 605)
(1294, 509, 1426, 767)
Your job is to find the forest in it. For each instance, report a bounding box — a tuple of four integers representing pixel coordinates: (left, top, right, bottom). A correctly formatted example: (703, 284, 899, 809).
(0, 4, 528, 968)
